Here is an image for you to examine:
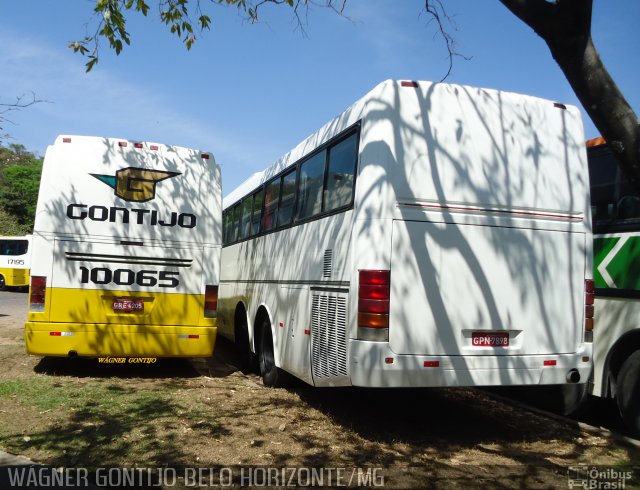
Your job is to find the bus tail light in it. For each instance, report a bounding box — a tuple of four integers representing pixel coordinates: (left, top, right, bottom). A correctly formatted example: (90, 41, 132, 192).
(585, 279, 594, 332)
(204, 285, 218, 318)
(358, 270, 390, 341)
(29, 276, 47, 312)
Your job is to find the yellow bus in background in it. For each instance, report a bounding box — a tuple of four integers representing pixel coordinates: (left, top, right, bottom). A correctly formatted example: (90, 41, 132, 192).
(0, 235, 31, 290)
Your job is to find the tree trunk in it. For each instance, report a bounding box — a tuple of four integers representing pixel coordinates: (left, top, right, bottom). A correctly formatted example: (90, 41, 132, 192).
(500, 0, 640, 183)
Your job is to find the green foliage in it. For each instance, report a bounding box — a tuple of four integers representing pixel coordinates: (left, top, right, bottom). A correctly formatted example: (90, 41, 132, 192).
(71, 0, 300, 71)
(0, 144, 42, 233)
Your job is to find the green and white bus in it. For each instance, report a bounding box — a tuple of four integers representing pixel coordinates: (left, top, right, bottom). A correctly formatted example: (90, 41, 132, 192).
(587, 136, 640, 435)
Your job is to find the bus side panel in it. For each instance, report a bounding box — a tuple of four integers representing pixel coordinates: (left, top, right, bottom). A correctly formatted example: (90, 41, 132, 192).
(592, 297, 640, 397)
(389, 219, 586, 357)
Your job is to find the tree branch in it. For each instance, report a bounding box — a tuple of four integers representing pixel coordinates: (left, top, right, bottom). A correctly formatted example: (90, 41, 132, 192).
(422, 0, 471, 82)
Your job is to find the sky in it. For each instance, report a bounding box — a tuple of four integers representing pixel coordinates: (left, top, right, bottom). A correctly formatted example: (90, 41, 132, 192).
(1, 0, 638, 193)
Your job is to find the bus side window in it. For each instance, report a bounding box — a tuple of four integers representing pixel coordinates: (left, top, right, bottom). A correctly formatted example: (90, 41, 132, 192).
(617, 178, 640, 222)
(240, 196, 253, 239)
(231, 204, 242, 242)
(324, 133, 357, 213)
(263, 179, 281, 232)
(251, 189, 264, 236)
(222, 211, 231, 245)
(277, 169, 297, 227)
(588, 145, 618, 226)
(296, 150, 326, 221)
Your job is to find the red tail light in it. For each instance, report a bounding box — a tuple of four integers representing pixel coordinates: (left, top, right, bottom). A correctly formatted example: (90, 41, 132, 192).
(585, 279, 594, 332)
(204, 285, 218, 318)
(29, 276, 47, 312)
(358, 270, 390, 339)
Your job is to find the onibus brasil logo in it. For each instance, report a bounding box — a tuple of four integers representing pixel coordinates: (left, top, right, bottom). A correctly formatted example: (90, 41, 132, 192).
(91, 167, 180, 203)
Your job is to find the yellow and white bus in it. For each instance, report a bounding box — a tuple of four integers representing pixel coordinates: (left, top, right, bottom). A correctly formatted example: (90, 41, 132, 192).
(25, 135, 222, 358)
(0, 235, 32, 290)
(218, 80, 594, 389)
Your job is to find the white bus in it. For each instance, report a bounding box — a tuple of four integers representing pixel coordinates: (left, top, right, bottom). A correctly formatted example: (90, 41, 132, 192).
(25, 135, 222, 358)
(0, 235, 32, 289)
(218, 80, 594, 388)
(585, 137, 640, 435)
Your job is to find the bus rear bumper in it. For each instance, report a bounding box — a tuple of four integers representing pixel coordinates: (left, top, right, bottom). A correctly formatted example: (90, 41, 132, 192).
(24, 322, 217, 358)
(348, 340, 592, 388)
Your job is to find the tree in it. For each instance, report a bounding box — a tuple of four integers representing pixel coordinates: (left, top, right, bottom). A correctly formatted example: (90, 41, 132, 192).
(71, 0, 638, 181)
(0, 93, 43, 144)
(499, 0, 639, 184)
(0, 144, 43, 232)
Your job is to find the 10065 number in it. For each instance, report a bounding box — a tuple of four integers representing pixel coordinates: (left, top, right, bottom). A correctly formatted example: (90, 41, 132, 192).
(79, 267, 179, 288)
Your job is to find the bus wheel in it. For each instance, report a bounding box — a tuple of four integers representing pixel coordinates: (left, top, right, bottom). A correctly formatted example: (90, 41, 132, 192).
(258, 319, 287, 388)
(616, 350, 640, 437)
(0, 274, 5, 291)
(235, 319, 257, 374)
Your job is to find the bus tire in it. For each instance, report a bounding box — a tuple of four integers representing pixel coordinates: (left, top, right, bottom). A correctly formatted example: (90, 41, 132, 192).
(235, 312, 257, 374)
(0, 274, 5, 291)
(616, 349, 640, 437)
(258, 318, 287, 388)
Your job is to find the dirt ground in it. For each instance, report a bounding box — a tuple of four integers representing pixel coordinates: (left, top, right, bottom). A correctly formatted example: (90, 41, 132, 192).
(0, 290, 638, 489)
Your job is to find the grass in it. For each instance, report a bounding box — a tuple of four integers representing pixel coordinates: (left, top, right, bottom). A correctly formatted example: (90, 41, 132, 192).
(0, 374, 192, 467)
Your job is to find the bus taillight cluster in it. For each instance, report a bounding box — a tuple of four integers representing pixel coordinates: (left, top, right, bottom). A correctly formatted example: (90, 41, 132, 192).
(585, 279, 595, 332)
(29, 276, 47, 312)
(204, 285, 218, 318)
(358, 270, 390, 341)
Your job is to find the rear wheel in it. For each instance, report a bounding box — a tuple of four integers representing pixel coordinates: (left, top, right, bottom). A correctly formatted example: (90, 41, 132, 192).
(258, 318, 287, 388)
(0, 274, 5, 291)
(235, 309, 257, 374)
(616, 350, 640, 437)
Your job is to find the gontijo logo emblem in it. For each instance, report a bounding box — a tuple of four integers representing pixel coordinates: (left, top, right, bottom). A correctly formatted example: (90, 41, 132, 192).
(91, 167, 180, 203)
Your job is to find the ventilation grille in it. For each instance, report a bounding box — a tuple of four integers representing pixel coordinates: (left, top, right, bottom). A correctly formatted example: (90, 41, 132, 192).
(311, 293, 348, 378)
(323, 249, 333, 278)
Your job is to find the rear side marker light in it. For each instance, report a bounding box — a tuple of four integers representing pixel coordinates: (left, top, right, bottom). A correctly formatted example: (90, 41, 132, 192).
(544, 360, 557, 366)
(118, 141, 127, 147)
(62, 137, 71, 143)
(424, 361, 440, 368)
(150, 145, 159, 151)
(50, 332, 73, 337)
(134, 143, 143, 149)
(401, 81, 419, 88)
(385, 357, 394, 364)
(201, 154, 210, 160)
(204, 285, 218, 318)
(582, 356, 590, 363)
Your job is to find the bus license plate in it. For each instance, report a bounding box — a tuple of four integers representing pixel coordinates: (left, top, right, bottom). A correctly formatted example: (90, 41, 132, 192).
(472, 332, 509, 347)
(113, 298, 144, 312)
